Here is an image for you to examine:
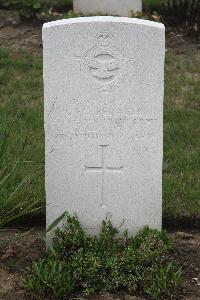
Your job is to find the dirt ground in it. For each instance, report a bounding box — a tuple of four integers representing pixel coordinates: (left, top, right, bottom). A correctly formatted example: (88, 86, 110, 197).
(0, 228, 199, 300)
(0, 9, 199, 300)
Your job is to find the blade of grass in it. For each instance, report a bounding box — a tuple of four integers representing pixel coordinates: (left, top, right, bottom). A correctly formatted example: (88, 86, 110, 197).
(1, 176, 28, 209)
(47, 211, 68, 233)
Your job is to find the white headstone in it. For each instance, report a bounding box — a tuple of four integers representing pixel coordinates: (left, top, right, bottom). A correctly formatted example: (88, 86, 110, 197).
(73, 0, 142, 17)
(43, 17, 165, 235)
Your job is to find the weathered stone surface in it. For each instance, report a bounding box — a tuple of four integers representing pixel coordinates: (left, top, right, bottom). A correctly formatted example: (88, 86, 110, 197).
(73, 0, 142, 17)
(43, 17, 165, 235)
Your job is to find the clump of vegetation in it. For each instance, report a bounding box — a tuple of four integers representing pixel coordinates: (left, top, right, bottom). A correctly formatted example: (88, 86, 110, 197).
(24, 259, 74, 299)
(143, 0, 163, 13)
(24, 214, 182, 300)
(48, 0, 73, 13)
(143, 0, 200, 37)
(0, 0, 74, 20)
(0, 0, 46, 19)
(161, 0, 200, 37)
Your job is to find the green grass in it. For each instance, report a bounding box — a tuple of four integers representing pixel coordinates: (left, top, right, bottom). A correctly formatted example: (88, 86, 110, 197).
(0, 48, 44, 225)
(0, 46, 199, 225)
(163, 49, 200, 218)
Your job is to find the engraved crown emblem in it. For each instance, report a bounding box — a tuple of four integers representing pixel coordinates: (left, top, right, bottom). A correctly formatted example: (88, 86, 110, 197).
(82, 32, 127, 92)
(96, 33, 113, 48)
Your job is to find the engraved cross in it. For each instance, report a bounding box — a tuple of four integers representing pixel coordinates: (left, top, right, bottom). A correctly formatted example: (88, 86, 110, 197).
(85, 145, 123, 207)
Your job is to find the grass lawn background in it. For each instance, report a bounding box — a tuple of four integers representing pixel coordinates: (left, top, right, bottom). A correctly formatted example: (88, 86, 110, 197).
(0, 0, 199, 225)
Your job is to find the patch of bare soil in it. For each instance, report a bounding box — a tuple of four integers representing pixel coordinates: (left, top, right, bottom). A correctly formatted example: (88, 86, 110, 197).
(0, 228, 199, 300)
(0, 228, 45, 300)
(0, 10, 42, 53)
(172, 230, 200, 300)
(0, 23, 42, 53)
(165, 28, 200, 53)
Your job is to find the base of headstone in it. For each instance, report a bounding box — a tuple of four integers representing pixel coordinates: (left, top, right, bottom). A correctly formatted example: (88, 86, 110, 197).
(73, 0, 142, 17)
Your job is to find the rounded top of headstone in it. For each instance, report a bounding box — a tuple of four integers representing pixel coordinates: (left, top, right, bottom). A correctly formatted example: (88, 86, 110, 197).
(43, 16, 164, 30)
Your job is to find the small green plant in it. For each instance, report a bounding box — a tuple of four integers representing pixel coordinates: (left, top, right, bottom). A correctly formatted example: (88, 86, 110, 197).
(24, 259, 74, 300)
(49, 0, 73, 13)
(24, 214, 182, 299)
(142, 262, 182, 299)
(143, 0, 164, 12)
